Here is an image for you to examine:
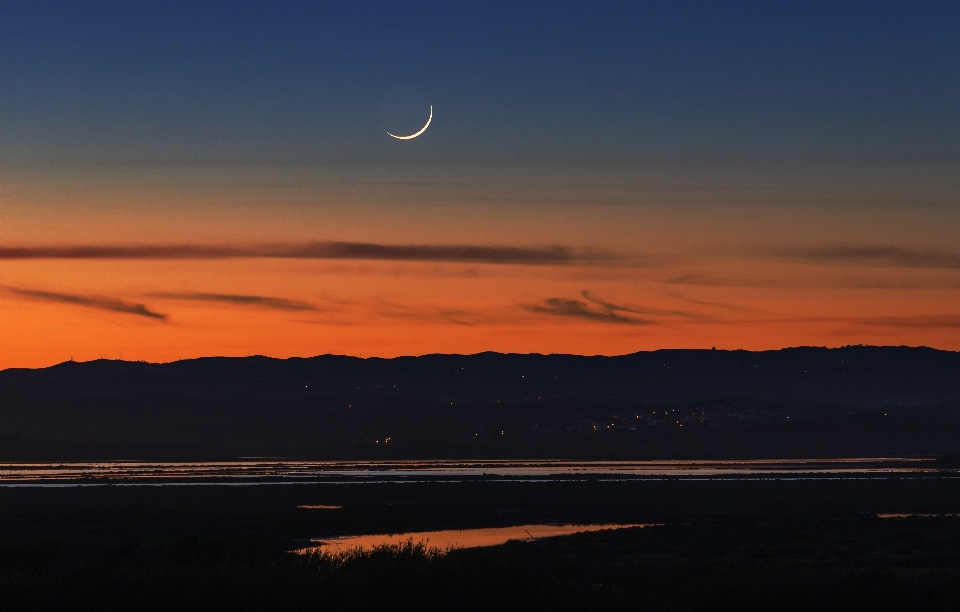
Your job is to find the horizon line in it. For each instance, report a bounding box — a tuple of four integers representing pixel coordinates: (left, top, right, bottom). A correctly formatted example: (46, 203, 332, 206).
(2, 344, 949, 372)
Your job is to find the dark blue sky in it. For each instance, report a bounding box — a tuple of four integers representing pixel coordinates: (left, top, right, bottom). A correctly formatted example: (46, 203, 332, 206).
(4, 1, 960, 165)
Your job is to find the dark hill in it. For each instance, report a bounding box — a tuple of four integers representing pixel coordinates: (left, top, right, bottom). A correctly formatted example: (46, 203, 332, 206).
(2, 346, 958, 406)
(2, 346, 959, 460)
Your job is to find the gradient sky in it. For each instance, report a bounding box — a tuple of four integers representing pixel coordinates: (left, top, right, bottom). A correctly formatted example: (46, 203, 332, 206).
(2, 1, 960, 368)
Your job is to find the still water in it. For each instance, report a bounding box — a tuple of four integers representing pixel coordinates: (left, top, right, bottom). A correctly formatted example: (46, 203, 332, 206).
(0, 458, 950, 486)
(297, 523, 645, 554)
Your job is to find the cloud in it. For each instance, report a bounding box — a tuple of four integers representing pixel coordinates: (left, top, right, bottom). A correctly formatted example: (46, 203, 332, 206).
(152, 292, 319, 311)
(855, 315, 960, 329)
(523, 297, 652, 325)
(372, 300, 503, 326)
(662, 288, 764, 313)
(695, 314, 960, 329)
(524, 290, 703, 324)
(772, 246, 960, 270)
(662, 273, 960, 290)
(0, 241, 610, 266)
(4, 287, 167, 321)
(379, 309, 479, 326)
(581, 290, 702, 319)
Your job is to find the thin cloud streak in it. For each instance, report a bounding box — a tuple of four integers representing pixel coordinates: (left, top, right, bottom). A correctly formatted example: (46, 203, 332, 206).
(663, 274, 788, 288)
(524, 297, 653, 325)
(4, 287, 167, 321)
(856, 315, 960, 329)
(0, 241, 610, 266)
(581, 290, 702, 319)
(372, 300, 502, 326)
(698, 315, 960, 329)
(152, 292, 319, 312)
(663, 288, 764, 313)
(773, 246, 960, 270)
(663, 273, 960, 290)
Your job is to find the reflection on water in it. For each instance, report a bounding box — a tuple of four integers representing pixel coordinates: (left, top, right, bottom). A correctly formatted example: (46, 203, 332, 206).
(297, 523, 645, 554)
(878, 513, 958, 519)
(0, 458, 951, 486)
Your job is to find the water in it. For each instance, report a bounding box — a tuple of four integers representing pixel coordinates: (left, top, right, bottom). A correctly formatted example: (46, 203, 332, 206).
(877, 513, 959, 519)
(0, 458, 950, 486)
(296, 523, 646, 554)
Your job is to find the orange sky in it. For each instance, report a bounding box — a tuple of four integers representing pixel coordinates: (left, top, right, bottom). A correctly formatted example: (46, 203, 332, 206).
(2, 161, 959, 369)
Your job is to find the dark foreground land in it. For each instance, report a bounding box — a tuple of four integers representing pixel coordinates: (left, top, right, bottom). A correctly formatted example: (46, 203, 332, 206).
(3, 477, 960, 611)
(3, 346, 960, 609)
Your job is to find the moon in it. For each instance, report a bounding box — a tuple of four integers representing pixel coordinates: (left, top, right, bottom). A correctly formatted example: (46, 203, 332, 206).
(386, 105, 432, 140)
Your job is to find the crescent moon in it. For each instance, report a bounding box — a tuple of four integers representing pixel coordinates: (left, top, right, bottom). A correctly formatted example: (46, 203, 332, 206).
(386, 105, 432, 140)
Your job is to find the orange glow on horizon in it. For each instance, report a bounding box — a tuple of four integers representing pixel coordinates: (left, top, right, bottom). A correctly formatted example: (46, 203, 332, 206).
(2, 166, 958, 369)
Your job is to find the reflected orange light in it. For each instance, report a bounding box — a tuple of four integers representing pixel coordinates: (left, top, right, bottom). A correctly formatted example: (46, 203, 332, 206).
(295, 524, 647, 554)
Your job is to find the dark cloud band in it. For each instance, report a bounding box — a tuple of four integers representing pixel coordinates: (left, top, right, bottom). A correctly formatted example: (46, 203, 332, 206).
(524, 297, 652, 325)
(152, 292, 318, 311)
(0, 241, 606, 265)
(4, 287, 167, 321)
(856, 315, 960, 329)
(581, 290, 700, 318)
(773, 246, 960, 270)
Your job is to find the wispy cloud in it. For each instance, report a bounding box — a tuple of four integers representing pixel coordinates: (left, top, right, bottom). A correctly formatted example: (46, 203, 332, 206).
(378, 308, 479, 326)
(699, 314, 960, 329)
(152, 292, 319, 311)
(372, 299, 504, 326)
(4, 287, 167, 321)
(581, 290, 701, 319)
(807, 314, 960, 330)
(772, 246, 960, 270)
(663, 274, 795, 288)
(855, 315, 960, 329)
(523, 295, 653, 325)
(662, 273, 960, 290)
(662, 288, 764, 313)
(0, 241, 611, 266)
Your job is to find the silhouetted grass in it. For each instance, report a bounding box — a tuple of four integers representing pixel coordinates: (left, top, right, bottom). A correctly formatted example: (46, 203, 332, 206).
(4, 519, 960, 611)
